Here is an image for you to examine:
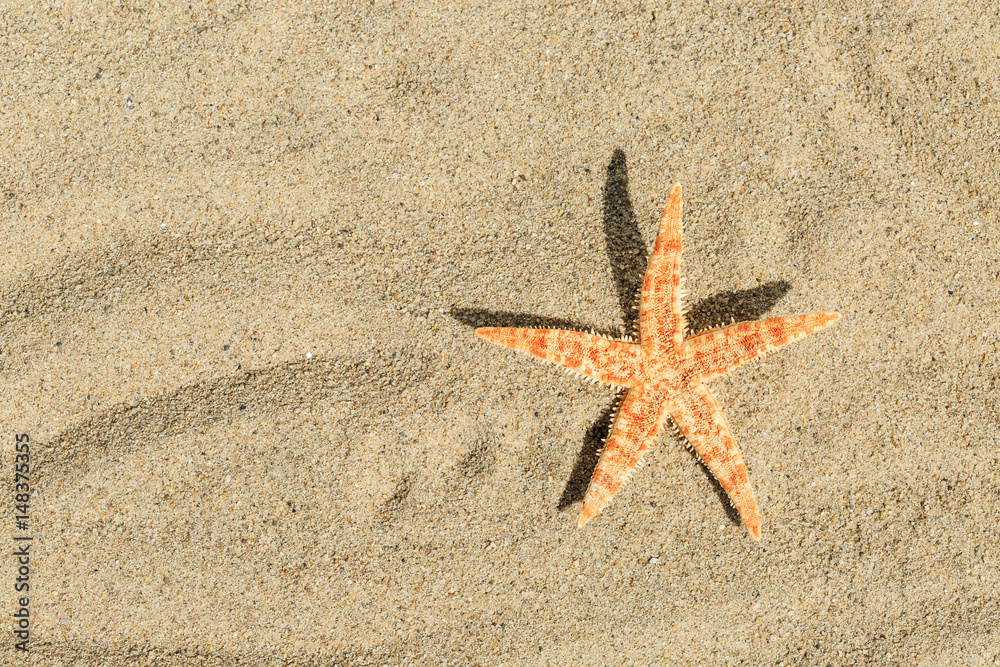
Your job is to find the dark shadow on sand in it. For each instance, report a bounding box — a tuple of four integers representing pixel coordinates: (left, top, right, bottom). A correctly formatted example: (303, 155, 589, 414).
(38, 351, 436, 486)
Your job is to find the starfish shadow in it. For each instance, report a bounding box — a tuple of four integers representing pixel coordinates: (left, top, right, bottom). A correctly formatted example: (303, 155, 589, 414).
(692, 449, 744, 526)
(449, 308, 621, 340)
(602, 148, 646, 334)
(556, 398, 619, 510)
(459, 149, 793, 523)
(684, 280, 791, 334)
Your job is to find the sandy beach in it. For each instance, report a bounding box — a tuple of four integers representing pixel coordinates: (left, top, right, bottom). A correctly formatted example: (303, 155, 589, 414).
(3, 1, 999, 664)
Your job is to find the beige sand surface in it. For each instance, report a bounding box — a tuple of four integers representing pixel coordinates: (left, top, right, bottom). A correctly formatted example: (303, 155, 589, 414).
(3, 1, 999, 664)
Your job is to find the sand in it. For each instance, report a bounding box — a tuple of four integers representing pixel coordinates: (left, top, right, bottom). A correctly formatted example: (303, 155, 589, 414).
(2, 1, 999, 664)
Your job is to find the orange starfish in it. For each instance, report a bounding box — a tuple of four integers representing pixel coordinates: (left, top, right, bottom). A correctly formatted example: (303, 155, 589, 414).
(476, 184, 839, 539)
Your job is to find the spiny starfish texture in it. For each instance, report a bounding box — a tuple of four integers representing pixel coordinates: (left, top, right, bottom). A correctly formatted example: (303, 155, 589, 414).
(476, 185, 839, 539)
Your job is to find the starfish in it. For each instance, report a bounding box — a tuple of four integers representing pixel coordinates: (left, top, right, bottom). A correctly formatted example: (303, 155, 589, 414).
(476, 184, 839, 539)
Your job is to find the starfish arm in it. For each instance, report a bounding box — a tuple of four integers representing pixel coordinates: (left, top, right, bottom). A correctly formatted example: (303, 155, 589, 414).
(475, 327, 641, 387)
(579, 385, 670, 526)
(685, 312, 840, 382)
(669, 383, 761, 540)
(639, 184, 685, 355)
